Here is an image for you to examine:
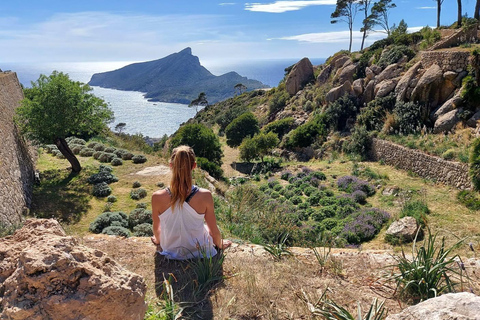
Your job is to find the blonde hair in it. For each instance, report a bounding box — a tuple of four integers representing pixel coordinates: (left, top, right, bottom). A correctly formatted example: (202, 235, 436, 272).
(169, 145, 196, 209)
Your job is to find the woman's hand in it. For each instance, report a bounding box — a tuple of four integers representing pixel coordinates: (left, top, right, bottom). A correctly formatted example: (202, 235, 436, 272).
(221, 239, 233, 250)
(151, 236, 162, 251)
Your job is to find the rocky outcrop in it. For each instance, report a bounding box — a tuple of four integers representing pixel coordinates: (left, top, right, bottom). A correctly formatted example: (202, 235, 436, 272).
(352, 78, 364, 96)
(376, 64, 402, 83)
(285, 57, 314, 96)
(434, 108, 462, 133)
(325, 81, 352, 103)
(330, 54, 350, 69)
(467, 110, 480, 128)
(364, 80, 376, 104)
(395, 61, 422, 102)
(386, 292, 480, 320)
(385, 217, 420, 243)
(410, 64, 443, 109)
(335, 64, 356, 84)
(375, 77, 400, 98)
(0, 219, 147, 320)
(317, 65, 332, 85)
(433, 90, 463, 120)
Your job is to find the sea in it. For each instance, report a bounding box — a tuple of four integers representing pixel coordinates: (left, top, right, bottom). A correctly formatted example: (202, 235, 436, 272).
(3, 58, 325, 139)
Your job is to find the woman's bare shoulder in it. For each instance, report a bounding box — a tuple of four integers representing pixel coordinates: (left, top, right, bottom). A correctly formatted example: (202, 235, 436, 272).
(195, 188, 213, 200)
(152, 189, 170, 200)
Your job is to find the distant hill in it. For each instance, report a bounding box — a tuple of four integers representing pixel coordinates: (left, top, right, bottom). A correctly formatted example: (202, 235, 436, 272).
(88, 48, 268, 104)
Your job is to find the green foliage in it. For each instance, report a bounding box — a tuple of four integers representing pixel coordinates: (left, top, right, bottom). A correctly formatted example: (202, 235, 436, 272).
(343, 126, 372, 160)
(16, 71, 113, 144)
(0, 222, 23, 238)
(99, 152, 115, 163)
(196, 157, 224, 179)
(225, 112, 259, 147)
(357, 94, 395, 131)
(111, 158, 123, 166)
(102, 226, 131, 237)
(325, 95, 359, 131)
(268, 89, 290, 114)
(132, 181, 142, 188)
(170, 123, 223, 166)
(284, 113, 328, 149)
(469, 138, 480, 191)
(107, 195, 117, 203)
(89, 211, 129, 233)
(461, 75, 480, 108)
(457, 190, 480, 210)
(377, 45, 415, 68)
(262, 117, 295, 139)
(393, 101, 423, 134)
(264, 233, 293, 261)
(121, 152, 134, 160)
(132, 154, 147, 164)
(400, 198, 429, 227)
(92, 182, 112, 197)
(128, 208, 153, 228)
(239, 131, 279, 162)
(130, 188, 147, 200)
(87, 169, 118, 185)
(79, 148, 94, 157)
(392, 231, 463, 304)
(190, 247, 226, 296)
(133, 223, 153, 237)
(419, 26, 441, 49)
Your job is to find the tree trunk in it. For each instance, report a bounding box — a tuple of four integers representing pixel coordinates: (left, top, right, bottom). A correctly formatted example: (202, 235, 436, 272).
(457, 0, 462, 27)
(475, 0, 480, 20)
(55, 137, 82, 173)
(437, 0, 441, 28)
(349, 27, 353, 52)
(361, 28, 366, 51)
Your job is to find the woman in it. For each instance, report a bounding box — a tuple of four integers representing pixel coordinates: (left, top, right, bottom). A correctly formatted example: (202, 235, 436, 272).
(151, 145, 231, 260)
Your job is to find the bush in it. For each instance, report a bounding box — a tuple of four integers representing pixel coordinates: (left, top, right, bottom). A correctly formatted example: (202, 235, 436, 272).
(93, 151, 104, 160)
(102, 226, 131, 237)
(121, 152, 134, 160)
(196, 157, 224, 179)
(269, 90, 290, 114)
(87, 171, 118, 184)
(99, 152, 116, 163)
(394, 101, 424, 134)
(377, 45, 415, 68)
(129, 208, 153, 228)
(290, 195, 303, 205)
(130, 188, 147, 200)
(262, 117, 295, 139)
(284, 113, 328, 149)
(132, 155, 147, 164)
(311, 171, 326, 180)
(304, 186, 317, 196)
(457, 190, 480, 210)
(337, 175, 375, 196)
(99, 164, 113, 172)
(307, 191, 323, 205)
(351, 190, 367, 204)
(107, 195, 117, 203)
(89, 211, 128, 233)
(341, 208, 390, 244)
(136, 202, 148, 209)
(111, 158, 123, 166)
(94, 144, 105, 151)
(44, 144, 58, 153)
(441, 149, 456, 160)
(67, 137, 86, 145)
(280, 170, 293, 181)
(87, 142, 98, 148)
(225, 112, 259, 148)
(357, 95, 395, 131)
(400, 199, 429, 227)
(132, 181, 142, 188)
(71, 145, 84, 155)
(79, 148, 95, 157)
(113, 149, 128, 158)
(104, 147, 116, 153)
(92, 182, 112, 197)
(324, 94, 358, 131)
(343, 126, 372, 160)
(133, 223, 154, 237)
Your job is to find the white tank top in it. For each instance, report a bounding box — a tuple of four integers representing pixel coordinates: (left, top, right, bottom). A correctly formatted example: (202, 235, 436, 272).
(159, 188, 217, 260)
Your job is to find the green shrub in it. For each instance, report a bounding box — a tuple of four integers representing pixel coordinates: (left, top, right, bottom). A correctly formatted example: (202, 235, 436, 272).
(343, 126, 372, 160)
(307, 191, 323, 206)
(262, 117, 295, 139)
(269, 90, 290, 114)
(93, 151, 103, 160)
(284, 113, 328, 149)
(130, 188, 147, 200)
(377, 45, 415, 68)
(225, 112, 259, 147)
(89, 211, 128, 233)
(99, 152, 116, 163)
(121, 152, 134, 160)
(132, 155, 147, 164)
(129, 208, 153, 228)
(196, 157, 224, 179)
(136, 202, 148, 209)
(462, 75, 480, 108)
(394, 101, 424, 134)
(44, 144, 58, 153)
(114, 149, 128, 158)
(324, 95, 359, 131)
(71, 145, 84, 155)
(104, 147, 116, 153)
(111, 158, 123, 166)
(107, 195, 117, 203)
(441, 149, 456, 160)
(133, 223, 154, 237)
(132, 181, 142, 188)
(94, 144, 105, 151)
(400, 199, 430, 227)
(290, 195, 303, 205)
(92, 182, 112, 197)
(87, 141, 98, 148)
(67, 137, 86, 145)
(102, 226, 131, 237)
(99, 164, 113, 172)
(79, 148, 94, 157)
(87, 171, 118, 184)
(457, 190, 480, 210)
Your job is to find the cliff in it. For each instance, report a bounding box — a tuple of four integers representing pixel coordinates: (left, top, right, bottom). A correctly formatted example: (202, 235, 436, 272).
(88, 47, 268, 104)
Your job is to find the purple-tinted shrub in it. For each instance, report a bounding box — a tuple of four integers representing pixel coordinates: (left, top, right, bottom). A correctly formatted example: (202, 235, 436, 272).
(281, 170, 293, 181)
(337, 175, 375, 196)
(352, 190, 367, 204)
(341, 208, 390, 244)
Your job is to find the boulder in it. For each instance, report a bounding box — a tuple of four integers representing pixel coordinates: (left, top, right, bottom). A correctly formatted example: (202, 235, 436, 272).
(443, 71, 457, 81)
(386, 292, 480, 320)
(317, 65, 332, 86)
(467, 110, 480, 128)
(395, 61, 422, 102)
(411, 64, 443, 109)
(375, 77, 400, 98)
(336, 64, 357, 84)
(352, 78, 364, 96)
(0, 219, 147, 320)
(364, 80, 376, 104)
(434, 108, 462, 133)
(376, 63, 401, 82)
(385, 216, 420, 243)
(325, 81, 352, 103)
(454, 70, 468, 87)
(365, 67, 376, 80)
(370, 64, 382, 75)
(432, 90, 463, 121)
(330, 54, 350, 69)
(285, 57, 314, 96)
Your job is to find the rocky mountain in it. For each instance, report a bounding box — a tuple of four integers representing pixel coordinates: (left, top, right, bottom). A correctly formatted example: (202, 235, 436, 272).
(88, 47, 268, 104)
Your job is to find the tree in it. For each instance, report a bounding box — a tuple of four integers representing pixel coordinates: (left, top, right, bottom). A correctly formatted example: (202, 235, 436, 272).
(359, 0, 375, 50)
(433, 0, 445, 28)
(15, 71, 113, 173)
(239, 132, 279, 163)
(234, 83, 247, 96)
(225, 112, 259, 147)
(189, 92, 208, 112)
(457, 0, 462, 27)
(331, 0, 359, 52)
(169, 123, 223, 166)
(369, 0, 396, 36)
(115, 122, 126, 134)
(475, 0, 480, 20)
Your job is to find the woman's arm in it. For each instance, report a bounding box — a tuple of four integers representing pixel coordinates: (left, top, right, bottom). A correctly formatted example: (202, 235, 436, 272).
(151, 190, 169, 248)
(203, 191, 232, 249)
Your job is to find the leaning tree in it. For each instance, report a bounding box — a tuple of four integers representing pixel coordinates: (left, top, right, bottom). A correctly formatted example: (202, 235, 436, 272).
(15, 71, 114, 173)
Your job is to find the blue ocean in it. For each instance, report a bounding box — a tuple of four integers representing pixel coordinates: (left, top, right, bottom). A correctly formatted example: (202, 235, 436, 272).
(3, 58, 325, 138)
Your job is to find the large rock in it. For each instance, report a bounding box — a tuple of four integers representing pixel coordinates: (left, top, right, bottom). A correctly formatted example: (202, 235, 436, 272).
(352, 78, 364, 96)
(365, 67, 376, 80)
(385, 216, 420, 243)
(376, 63, 402, 82)
(0, 219, 147, 320)
(411, 64, 443, 109)
(395, 61, 422, 102)
(330, 54, 350, 69)
(317, 65, 332, 85)
(467, 110, 480, 128)
(386, 293, 480, 320)
(336, 64, 356, 84)
(370, 65, 382, 75)
(375, 77, 400, 98)
(432, 90, 463, 121)
(325, 81, 352, 103)
(285, 57, 314, 95)
(434, 108, 462, 133)
(364, 80, 376, 104)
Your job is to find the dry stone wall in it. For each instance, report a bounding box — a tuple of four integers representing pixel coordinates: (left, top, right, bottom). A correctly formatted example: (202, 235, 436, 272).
(370, 138, 471, 189)
(429, 26, 478, 51)
(0, 72, 35, 226)
(421, 51, 471, 72)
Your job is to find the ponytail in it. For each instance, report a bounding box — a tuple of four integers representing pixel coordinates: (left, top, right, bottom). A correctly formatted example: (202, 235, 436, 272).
(169, 145, 196, 210)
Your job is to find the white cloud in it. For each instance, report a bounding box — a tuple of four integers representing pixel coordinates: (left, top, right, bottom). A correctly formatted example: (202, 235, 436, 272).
(219, 2, 236, 5)
(245, 0, 336, 13)
(416, 6, 436, 9)
(274, 30, 387, 43)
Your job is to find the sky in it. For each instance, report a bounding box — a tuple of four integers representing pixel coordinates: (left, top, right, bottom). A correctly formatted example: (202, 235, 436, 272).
(0, 0, 475, 66)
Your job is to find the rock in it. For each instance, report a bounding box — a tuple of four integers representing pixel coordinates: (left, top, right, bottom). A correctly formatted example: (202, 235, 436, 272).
(370, 64, 382, 75)
(376, 63, 401, 82)
(375, 77, 400, 98)
(395, 61, 422, 101)
(336, 64, 357, 84)
(385, 216, 420, 243)
(317, 65, 332, 85)
(432, 90, 463, 120)
(382, 185, 400, 196)
(386, 292, 480, 320)
(434, 108, 462, 133)
(352, 78, 364, 96)
(467, 110, 480, 128)
(443, 71, 457, 81)
(364, 80, 376, 104)
(285, 57, 314, 96)
(0, 219, 147, 320)
(440, 78, 457, 104)
(411, 64, 443, 109)
(454, 71, 468, 87)
(325, 81, 352, 103)
(365, 67, 375, 80)
(330, 54, 350, 69)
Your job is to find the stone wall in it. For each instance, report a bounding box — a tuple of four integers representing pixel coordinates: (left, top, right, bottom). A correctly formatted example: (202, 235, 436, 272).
(0, 72, 35, 226)
(370, 138, 471, 190)
(421, 50, 472, 72)
(429, 26, 478, 51)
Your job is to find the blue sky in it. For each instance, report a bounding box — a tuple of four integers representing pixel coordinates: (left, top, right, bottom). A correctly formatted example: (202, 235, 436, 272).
(0, 0, 474, 65)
